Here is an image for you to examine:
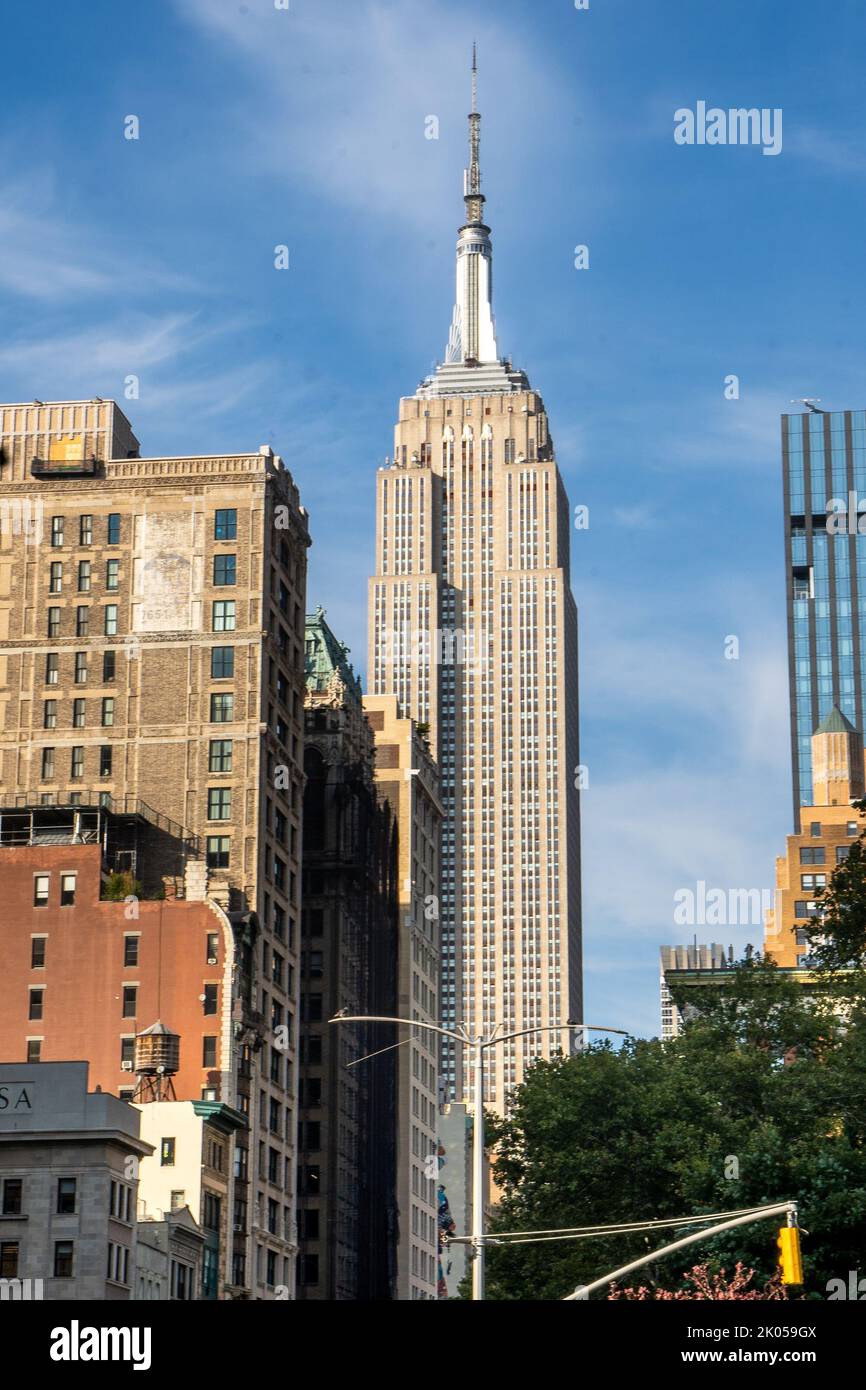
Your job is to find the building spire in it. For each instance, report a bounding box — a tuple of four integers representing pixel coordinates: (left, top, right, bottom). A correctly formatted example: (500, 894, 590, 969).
(464, 43, 484, 225)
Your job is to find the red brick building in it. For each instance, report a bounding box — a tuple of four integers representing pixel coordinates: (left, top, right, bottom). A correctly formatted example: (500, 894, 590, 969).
(0, 806, 236, 1105)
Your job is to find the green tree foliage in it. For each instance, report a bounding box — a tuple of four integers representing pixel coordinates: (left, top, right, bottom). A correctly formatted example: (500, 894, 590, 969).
(480, 959, 866, 1300)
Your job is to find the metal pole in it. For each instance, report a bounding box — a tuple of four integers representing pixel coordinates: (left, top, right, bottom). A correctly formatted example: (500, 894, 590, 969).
(471, 1036, 485, 1301)
(563, 1201, 795, 1300)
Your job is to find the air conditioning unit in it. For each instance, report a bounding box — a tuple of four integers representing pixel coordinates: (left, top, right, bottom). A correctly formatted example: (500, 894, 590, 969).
(207, 956, 218, 966)
(120, 1060, 133, 1071)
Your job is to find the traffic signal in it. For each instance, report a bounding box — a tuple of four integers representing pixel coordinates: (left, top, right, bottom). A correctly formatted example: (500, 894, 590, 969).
(777, 1225, 804, 1285)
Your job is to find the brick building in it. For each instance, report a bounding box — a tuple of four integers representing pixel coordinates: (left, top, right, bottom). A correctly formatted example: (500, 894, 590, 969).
(765, 707, 866, 967)
(297, 609, 399, 1300)
(0, 399, 310, 1297)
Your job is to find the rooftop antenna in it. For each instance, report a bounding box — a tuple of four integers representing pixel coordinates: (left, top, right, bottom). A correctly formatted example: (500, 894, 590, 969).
(790, 398, 824, 414)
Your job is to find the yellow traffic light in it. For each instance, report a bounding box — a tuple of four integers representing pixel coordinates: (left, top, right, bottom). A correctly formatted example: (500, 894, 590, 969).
(777, 1225, 804, 1285)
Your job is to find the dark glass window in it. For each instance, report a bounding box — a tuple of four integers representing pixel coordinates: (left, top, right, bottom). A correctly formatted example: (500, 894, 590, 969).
(57, 1178, 77, 1214)
(214, 509, 237, 540)
(54, 1241, 74, 1278)
(211, 647, 234, 679)
(213, 554, 236, 587)
(107, 514, 121, 544)
(2, 1180, 22, 1216)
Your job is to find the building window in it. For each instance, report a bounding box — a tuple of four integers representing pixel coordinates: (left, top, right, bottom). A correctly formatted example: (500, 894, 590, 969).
(103, 650, 116, 682)
(123, 935, 139, 967)
(57, 1178, 77, 1215)
(836, 845, 850, 864)
(70, 747, 84, 780)
(213, 554, 237, 587)
(49, 561, 63, 594)
(73, 698, 86, 729)
(2, 1180, 22, 1216)
(202, 1036, 217, 1067)
(0, 1243, 20, 1278)
(206, 933, 219, 964)
(34, 874, 50, 907)
(212, 600, 236, 632)
(47, 607, 60, 638)
(847, 821, 858, 836)
(120, 1037, 134, 1066)
(74, 652, 87, 684)
(211, 646, 234, 679)
(28, 989, 44, 1021)
(76, 606, 89, 637)
(54, 1241, 74, 1278)
(210, 693, 234, 723)
(809, 822, 821, 837)
(102, 697, 115, 727)
(215, 509, 237, 540)
(60, 873, 77, 906)
(122, 986, 137, 1018)
(160, 1138, 176, 1166)
(43, 700, 57, 730)
(209, 739, 232, 773)
(79, 515, 93, 546)
(207, 787, 232, 821)
(799, 846, 825, 864)
(100, 746, 113, 778)
(106, 559, 120, 591)
(104, 605, 118, 636)
(41, 746, 56, 780)
(107, 514, 121, 545)
(26, 1040, 41, 1063)
(77, 560, 91, 592)
(50, 516, 64, 547)
(203, 984, 218, 1016)
(206, 836, 230, 869)
(45, 653, 59, 685)
(31, 937, 46, 969)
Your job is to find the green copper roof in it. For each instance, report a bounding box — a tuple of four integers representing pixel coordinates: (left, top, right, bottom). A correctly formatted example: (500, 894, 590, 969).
(814, 705, 858, 736)
(304, 606, 362, 699)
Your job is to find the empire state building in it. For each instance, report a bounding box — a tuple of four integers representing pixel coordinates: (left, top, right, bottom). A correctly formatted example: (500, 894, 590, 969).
(368, 53, 582, 1110)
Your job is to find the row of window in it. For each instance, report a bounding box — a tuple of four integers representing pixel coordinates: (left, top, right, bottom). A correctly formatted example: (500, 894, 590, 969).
(33, 873, 76, 907)
(44, 698, 115, 728)
(49, 514, 121, 548)
(48, 559, 119, 592)
(45, 606, 119, 643)
(45, 650, 118, 685)
(40, 746, 113, 780)
(0, 1240, 75, 1280)
(2, 1176, 77, 1216)
(46, 508, 237, 550)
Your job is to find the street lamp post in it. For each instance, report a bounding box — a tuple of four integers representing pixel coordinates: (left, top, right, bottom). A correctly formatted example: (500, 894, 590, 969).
(330, 1013, 628, 1300)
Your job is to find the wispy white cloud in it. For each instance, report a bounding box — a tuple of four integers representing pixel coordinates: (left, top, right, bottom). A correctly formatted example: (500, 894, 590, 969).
(0, 313, 255, 397)
(0, 168, 195, 303)
(786, 124, 866, 175)
(175, 0, 587, 235)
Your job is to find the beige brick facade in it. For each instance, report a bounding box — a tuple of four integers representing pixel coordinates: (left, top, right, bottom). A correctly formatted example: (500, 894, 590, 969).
(0, 399, 309, 1298)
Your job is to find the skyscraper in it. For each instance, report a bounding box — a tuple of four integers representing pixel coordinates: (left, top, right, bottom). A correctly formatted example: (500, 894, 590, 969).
(368, 55, 582, 1111)
(783, 406, 866, 821)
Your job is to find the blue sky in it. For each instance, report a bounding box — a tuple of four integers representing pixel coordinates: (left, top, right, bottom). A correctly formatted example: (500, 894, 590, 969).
(4, 0, 866, 1036)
